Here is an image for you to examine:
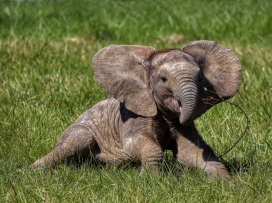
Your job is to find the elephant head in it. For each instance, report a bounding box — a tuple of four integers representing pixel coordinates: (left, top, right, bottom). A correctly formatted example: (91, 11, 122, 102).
(92, 41, 241, 126)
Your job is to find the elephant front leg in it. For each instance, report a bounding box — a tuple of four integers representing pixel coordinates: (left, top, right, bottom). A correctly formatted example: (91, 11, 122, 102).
(124, 135, 163, 174)
(171, 124, 231, 179)
(140, 139, 163, 174)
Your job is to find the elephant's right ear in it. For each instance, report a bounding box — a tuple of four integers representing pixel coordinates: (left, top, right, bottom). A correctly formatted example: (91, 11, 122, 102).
(92, 45, 157, 117)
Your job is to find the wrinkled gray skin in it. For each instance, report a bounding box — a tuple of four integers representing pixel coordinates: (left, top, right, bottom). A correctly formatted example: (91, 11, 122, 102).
(31, 41, 242, 179)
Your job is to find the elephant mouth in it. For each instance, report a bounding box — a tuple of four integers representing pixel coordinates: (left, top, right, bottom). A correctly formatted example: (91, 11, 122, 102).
(172, 98, 182, 112)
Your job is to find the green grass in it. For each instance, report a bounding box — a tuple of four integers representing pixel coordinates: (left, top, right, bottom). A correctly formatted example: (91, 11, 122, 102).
(0, 0, 272, 202)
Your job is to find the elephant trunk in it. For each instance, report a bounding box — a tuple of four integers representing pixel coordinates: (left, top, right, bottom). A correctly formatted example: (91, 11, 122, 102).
(174, 81, 198, 126)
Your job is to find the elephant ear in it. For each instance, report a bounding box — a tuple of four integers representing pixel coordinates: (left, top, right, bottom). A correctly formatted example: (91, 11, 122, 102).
(92, 45, 157, 117)
(182, 40, 242, 119)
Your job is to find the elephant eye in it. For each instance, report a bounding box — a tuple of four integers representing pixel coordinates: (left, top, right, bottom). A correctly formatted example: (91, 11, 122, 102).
(160, 76, 167, 82)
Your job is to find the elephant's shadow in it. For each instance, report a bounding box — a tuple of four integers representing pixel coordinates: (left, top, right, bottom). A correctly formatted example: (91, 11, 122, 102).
(220, 156, 255, 175)
(71, 151, 254, 176)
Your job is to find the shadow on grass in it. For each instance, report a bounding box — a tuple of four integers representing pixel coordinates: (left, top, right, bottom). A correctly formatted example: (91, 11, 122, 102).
(27, 149, 266, 180)
(219, 150, 261, 176)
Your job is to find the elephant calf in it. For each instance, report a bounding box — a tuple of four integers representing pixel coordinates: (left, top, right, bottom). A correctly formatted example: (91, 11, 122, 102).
(31, 40, 242, 179)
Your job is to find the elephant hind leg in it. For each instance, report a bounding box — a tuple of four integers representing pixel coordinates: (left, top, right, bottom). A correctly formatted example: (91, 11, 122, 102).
(31, 123, 95, 168)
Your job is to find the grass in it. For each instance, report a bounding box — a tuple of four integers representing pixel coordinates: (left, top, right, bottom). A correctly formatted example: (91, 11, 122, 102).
(0, 0, 272, 202)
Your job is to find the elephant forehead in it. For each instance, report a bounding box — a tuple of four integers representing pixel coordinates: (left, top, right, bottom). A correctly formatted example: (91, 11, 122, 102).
(159, 62, 199, 72)
(151, 50, 197, 69)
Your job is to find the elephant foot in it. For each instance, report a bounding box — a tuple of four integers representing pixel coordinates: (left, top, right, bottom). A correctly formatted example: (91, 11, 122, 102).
(203, 161, 231, 180)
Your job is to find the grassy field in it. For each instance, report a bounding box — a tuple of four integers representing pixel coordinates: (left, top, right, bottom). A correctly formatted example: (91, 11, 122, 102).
(0, 0, 272, 202)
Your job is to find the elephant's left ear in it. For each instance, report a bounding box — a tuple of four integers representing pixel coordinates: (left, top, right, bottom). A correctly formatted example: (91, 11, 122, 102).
(92, 45, 157, 117)
(182, 40, 242, 119)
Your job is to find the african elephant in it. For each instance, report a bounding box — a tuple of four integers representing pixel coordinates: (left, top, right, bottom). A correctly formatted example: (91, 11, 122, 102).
(31, 40, 242, 179)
